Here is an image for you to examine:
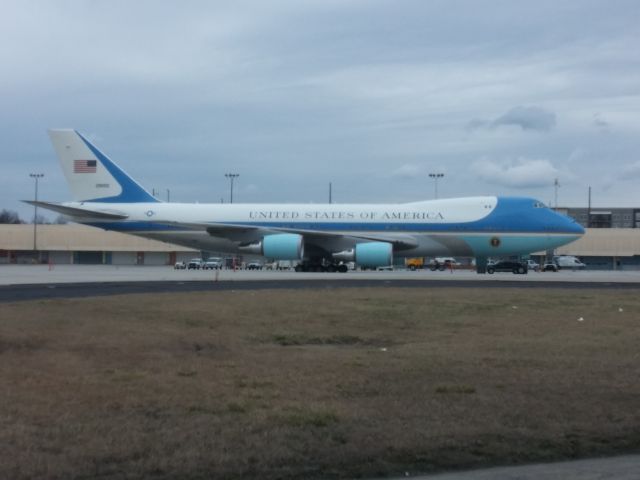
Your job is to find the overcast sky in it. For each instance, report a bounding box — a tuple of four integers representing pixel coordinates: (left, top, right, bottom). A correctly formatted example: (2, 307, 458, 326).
(2, 0, 639, 220)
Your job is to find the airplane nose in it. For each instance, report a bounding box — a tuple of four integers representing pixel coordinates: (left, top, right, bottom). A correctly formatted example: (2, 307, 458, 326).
(567, 218, 585, 235)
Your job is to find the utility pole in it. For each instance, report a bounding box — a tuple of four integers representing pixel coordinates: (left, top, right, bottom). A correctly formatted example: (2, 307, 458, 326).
(29, 173, 44, 254)
(554, 178, 560, 210)
(428, 173, 444, 199)
(225, 173, 239, 203)
(587, 185, 591, 228)
(166, 189, 170, 202)
(329, 182, 332, 204)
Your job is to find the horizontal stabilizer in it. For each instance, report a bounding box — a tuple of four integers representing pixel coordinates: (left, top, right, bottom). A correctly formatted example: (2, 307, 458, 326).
(23, 200, 129, 220)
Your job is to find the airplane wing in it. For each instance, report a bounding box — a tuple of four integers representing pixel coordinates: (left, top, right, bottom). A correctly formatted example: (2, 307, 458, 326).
(23, 201, 129, 220)
(157, 220, 418, 250)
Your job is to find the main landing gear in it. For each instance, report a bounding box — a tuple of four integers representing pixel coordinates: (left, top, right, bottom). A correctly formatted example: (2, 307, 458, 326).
(294, 260, 348, 273)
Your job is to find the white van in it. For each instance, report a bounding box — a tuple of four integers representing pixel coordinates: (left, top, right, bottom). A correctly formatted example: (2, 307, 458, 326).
(553, 255, 586, 270)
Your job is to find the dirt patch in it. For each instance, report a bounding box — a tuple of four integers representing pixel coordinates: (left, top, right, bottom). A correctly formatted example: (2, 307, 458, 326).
(1, 287, 639, 479)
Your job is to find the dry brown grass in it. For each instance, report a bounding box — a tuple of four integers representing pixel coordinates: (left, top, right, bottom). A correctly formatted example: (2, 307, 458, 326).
(1, 287, 639, 479)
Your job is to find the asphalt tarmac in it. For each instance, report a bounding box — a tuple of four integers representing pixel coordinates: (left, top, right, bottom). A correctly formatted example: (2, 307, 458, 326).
(1, 265, 640, 302)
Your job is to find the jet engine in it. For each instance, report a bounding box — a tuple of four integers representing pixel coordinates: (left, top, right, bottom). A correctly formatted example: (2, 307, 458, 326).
(333, 242, 393, 267)
(239, 233, 304, 260)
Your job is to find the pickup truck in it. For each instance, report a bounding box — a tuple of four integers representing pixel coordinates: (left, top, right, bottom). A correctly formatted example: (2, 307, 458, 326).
(202, 258, 223, 269)
(187, 258, 204, 269)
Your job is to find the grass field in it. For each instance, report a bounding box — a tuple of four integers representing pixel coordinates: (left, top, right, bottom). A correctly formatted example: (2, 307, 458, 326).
(1, 287, 639, 479)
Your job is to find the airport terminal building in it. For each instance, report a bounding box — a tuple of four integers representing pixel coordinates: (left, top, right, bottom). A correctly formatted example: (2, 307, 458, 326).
(2, 219, 640, 269)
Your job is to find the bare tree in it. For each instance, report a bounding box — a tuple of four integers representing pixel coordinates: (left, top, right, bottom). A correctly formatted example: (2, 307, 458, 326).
(0, 209, 24, 224)
(32, 213, 51, 225)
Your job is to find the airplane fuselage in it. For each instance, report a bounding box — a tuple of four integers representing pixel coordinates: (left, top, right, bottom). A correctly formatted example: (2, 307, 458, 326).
(70, 196, 584, 259)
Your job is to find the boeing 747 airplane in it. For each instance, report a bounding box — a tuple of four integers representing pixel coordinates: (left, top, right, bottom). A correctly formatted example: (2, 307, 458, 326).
(27, 130, 584, 272)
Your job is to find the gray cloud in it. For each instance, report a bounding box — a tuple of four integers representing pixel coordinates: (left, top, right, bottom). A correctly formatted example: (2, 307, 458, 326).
(391, 163, 424, 179)
(593, 113, 610, 130)
(493, 106, 556, 131)
(468, 106, 557, 132)
(470, 158, 560, 188)
(618, 161, 640, 179)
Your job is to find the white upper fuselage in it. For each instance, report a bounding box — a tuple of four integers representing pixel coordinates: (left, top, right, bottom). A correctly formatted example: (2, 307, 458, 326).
(65, 196, 584, 259)
(75, 196, 495, 225)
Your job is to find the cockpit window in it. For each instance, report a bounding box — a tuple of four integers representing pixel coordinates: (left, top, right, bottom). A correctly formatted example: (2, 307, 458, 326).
(533, 201, 547, 208)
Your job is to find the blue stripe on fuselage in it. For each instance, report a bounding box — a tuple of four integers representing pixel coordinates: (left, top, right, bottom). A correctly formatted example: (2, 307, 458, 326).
(85, 222, 184, 231)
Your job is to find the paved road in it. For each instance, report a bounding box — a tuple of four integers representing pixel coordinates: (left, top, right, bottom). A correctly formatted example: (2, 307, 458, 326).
(397, 454, 640, 480)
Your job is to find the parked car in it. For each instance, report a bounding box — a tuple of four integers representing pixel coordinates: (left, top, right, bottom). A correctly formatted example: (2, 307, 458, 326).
(187, 258, 204, 269)
(526, 259, 540, 272)
(202, 257, 223, 270)
(487, 260, 528, 274)
(174, 261, 186, 269)
(246, 261, 263, 270)
(543, 262, 558, 272)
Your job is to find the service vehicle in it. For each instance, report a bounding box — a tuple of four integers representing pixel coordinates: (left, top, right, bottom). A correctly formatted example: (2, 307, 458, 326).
(429, 257, 458, 271)
(526, 259, 540, 271)
(187, 258, 204, 269)
(202, 257, 223, 269)
(406, 257, 425, 271)
(174, 261, 186, 269)
(553, 255, 586, 269)
(246, 261, 263, 270)
(486, 260, 528, 274)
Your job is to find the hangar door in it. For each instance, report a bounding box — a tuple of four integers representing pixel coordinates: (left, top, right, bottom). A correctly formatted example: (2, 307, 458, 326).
(144, 252, 169, 265)
(111, 252, 137, 265)
(74, 251, 103, 264)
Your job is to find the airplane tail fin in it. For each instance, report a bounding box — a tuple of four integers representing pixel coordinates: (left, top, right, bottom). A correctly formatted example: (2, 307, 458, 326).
(47, 129, 158, 203)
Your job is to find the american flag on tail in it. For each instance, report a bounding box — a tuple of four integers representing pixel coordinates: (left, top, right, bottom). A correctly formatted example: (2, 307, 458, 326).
(74, 159, 97, 173)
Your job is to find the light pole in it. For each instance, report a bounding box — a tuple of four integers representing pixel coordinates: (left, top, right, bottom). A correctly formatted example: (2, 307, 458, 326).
(29, 173, 44, 253)
(554, 178, 560, 210)
(225, 173, 239, 203)
(429, 173, 444, 199)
